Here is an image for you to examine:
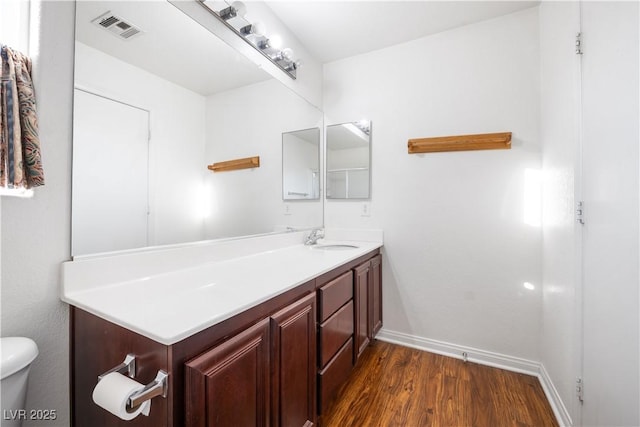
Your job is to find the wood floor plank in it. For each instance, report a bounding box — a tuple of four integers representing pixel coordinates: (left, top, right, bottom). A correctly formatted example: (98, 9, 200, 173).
(321, 340, 559, 427)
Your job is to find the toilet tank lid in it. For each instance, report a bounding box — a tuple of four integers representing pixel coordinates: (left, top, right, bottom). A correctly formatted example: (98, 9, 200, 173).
(1, 337, 39, 379)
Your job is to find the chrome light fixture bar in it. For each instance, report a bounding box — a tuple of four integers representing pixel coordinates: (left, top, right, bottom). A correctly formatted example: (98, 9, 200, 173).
(198, 0, 299, 79)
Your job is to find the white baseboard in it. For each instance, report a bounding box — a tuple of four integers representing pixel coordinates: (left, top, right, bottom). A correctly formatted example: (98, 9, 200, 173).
(376, 328, 573, 426)
(376, 329, 540, 375)
(538, 363, 573, 427)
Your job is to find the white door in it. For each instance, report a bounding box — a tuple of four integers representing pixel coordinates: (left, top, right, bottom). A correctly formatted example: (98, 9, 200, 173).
(580, 2, 639, 425)
(72, 89, 150, 255)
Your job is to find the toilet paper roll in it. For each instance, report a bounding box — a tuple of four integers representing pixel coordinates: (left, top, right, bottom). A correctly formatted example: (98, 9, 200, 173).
(92, 372, 151, 420)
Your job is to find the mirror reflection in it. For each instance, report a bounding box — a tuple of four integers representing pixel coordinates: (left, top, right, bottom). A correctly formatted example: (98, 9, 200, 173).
(72, 1, 323, 256)
(282, 128, 320, 201)
(326, 121, 372, 199)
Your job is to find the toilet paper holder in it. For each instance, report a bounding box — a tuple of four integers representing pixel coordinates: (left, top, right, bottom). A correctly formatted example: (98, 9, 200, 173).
(128, 370, 168, 409)
(98, 354, 136, 381)
(98, 354, 169, 409)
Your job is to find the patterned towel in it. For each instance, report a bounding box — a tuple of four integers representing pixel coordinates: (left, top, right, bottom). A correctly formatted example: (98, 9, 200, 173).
(1, 44, 44, 189)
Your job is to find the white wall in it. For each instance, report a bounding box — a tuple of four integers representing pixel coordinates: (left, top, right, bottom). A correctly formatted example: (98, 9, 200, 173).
(539, 2, 581, 424)
(1, 1, 75, 425)
(74, 42, 207, 250)
(204, 79, 323, 238)
(323, 8, 542, 361)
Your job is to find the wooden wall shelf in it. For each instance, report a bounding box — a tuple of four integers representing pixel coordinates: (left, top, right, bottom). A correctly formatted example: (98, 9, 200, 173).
(207, 156, 260, 172)
(407, 132, 512, 154)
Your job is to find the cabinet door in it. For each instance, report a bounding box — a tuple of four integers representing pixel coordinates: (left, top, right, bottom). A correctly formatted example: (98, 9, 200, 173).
(185, 319, 270, 427)
(370, 254, 383, 337)
(354, 262, 371, 362)
(271, 293, 317, 427)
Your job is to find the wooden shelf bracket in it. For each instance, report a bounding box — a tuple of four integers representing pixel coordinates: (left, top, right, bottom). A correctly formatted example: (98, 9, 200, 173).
(408, 132, 512, 154)
(207, 156, 260, 172)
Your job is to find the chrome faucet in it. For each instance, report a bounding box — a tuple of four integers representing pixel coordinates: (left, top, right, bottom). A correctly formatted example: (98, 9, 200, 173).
(304, 228, 325, 245)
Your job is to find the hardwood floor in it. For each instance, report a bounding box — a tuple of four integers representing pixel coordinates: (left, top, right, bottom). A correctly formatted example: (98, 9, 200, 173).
(321, 340, 559, 427)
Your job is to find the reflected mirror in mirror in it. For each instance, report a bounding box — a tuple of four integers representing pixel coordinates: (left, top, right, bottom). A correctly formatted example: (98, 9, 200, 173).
(283, 128, 320, 200)
(72, 1, 323, 256)
(326, 121, 371, 199)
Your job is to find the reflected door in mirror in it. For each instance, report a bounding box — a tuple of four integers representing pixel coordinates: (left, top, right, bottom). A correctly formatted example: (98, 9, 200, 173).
(72, 89, 150, 255)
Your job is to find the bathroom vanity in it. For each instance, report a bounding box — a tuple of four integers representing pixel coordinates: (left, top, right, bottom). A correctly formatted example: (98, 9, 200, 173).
(64, 236, 382, 426)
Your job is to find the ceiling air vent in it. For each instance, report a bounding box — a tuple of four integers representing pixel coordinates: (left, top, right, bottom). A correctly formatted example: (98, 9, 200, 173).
(92, 11, 144, 41)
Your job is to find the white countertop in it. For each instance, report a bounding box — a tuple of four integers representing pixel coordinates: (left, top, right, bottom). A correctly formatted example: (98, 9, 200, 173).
(62, 238, 382, 345)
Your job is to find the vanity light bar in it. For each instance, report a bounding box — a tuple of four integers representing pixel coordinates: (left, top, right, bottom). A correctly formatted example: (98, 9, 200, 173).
(198, 0, 298, 79)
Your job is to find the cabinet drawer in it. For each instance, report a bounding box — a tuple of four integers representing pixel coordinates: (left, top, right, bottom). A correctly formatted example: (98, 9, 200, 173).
(318, 271, 353, 322)
(319, 300, 354, 367)
(318, 338, 354, 415)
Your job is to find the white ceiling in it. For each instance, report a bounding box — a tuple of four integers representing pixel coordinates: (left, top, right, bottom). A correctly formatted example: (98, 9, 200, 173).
(266, 1, 540, 63)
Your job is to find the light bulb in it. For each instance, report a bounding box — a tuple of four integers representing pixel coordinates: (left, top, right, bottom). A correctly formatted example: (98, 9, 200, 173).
(231, 1, 246, 18)
(240, 21, 266, 37)
(281, 48, 294, 62)
(251, 21, 266, 37)
(269, 34, 283, 49)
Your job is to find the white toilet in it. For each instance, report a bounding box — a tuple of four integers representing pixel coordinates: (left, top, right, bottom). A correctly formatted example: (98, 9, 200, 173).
(1, 337, 39, 427)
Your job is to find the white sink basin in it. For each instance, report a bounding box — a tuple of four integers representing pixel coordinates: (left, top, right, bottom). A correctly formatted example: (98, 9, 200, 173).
(311, 244, 359, 250)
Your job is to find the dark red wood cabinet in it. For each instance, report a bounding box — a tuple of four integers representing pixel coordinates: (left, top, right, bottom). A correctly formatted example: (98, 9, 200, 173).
(185, 319, 271, 427)
(70, 249, 381, 427)
(270, 293, 317, 427)
(184, 293, 316, 427)
(353, 262, 371, 362)
(354, 254, 383, 364)
(370, 254, 383, 338)
(316, 272, 354, 414)
(315, 253, 384, 416)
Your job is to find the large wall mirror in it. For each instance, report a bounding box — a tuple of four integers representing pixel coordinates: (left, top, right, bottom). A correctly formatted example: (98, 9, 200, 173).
(72, 1, 323, 257)
(326, 121, 372, 199)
